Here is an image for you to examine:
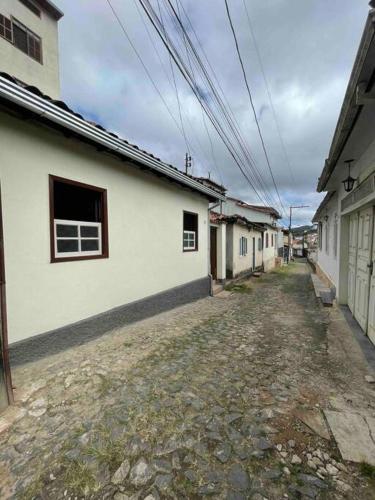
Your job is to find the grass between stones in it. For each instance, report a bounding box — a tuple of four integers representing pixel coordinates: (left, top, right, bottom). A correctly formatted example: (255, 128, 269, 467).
(224, 282, 252, 293)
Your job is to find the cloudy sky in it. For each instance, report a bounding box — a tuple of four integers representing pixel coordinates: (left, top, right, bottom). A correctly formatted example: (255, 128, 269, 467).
(57, 0, 370, 226)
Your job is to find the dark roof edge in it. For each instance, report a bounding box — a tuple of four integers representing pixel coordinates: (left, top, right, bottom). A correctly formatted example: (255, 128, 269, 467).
(312, 192, 336, 222)
(317, 10, 375, 192)
(0, 76, 224, 202)
(37, 0, 64, 20)
(226, 196, 281, 219)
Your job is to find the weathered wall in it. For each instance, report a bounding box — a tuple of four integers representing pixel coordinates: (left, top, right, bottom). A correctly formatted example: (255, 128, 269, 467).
(0, 113, 209, 343)
(0, 0, 60, 98)
(263, 229, 277, 272)
(226, 224, 262, 278)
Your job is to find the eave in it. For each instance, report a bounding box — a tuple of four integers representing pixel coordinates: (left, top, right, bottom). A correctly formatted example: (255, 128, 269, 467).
(0, 76, 225, 203)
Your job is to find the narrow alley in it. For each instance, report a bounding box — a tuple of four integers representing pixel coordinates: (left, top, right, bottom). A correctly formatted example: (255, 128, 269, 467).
(0, 263, 374, 499)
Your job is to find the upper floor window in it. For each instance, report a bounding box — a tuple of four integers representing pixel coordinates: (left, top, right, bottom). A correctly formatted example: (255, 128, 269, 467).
(0, 14, 12, 42)
(183, 211, 198, 252)
(239, 236, 247, 256)
(0, 14, 42, 63)
(19, 0, 41, 17)
(49, 176, 108, 262)
(13, 19, 42, 63)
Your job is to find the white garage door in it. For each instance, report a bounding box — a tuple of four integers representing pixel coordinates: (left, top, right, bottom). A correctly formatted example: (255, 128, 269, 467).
(368, 210, 375, 345)
(354, 207, 373, 332)
(348, 213, 358, 313)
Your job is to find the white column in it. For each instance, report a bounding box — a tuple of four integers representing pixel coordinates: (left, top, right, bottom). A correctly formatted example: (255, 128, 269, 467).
(217, 223, 226, 281)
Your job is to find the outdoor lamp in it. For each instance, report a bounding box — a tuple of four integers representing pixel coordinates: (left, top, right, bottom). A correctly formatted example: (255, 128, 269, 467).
(342, 159, 356, 192)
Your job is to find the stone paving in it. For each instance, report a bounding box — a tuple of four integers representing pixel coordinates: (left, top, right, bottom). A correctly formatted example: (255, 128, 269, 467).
(1, 263, 375, 499)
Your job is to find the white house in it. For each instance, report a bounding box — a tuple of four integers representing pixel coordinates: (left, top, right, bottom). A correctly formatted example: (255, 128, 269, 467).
(222, 197, 280, 271)
(0, 1, 225, 411)
(210, 212, 264, 279)
(313, 7, 375, 346)
(0, 0, 62, 98)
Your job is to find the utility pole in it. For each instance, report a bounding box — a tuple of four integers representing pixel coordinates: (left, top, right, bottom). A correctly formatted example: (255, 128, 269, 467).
(185, 153, 192, 174)
(288, 205, 309, 263)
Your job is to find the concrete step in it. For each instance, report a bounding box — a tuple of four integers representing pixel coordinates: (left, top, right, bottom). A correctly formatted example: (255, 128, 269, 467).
(311, 274, 334, 307)
(212, 283, 224, 296)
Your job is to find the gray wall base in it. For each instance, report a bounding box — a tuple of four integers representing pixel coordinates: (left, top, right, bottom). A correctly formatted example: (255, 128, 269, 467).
(10, 276, 211, 366)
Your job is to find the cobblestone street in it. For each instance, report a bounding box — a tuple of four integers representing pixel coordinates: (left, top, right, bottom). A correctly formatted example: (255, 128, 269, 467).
(1, 263, 375, 499)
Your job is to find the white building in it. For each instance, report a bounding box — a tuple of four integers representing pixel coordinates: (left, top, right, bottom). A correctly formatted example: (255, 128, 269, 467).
(222, 197, 280, 271)
(0, 0, 63, 98)
(210, 212, 264, 279)
(313, 7, 375, 346)
(0, 2, 225, 411)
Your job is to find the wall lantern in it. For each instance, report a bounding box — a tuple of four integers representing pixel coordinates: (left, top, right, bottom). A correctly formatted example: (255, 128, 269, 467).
(342, 159, 357, 193)
(324, 215, 329, 222)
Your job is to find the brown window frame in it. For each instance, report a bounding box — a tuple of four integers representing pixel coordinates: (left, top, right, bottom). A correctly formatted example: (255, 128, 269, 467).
(0, 14, 12, 43)
(4, 16, 43, 64)
(49, 175, 109, 263)
(183, 211, 198, 252)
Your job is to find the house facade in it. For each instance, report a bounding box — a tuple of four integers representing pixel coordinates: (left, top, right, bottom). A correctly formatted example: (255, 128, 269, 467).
(0, 0, 62, 98)
(313, 8, 375, 346)
(222, 197, 280, 272)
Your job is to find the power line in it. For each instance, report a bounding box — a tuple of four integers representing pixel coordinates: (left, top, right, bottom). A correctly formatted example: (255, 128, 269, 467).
(242, 0, 296, 186)
(106, 0, 198, 162)
(162, 0, 281, 209)
(138, 0, 270, 206)
(224, 0, 286, 217)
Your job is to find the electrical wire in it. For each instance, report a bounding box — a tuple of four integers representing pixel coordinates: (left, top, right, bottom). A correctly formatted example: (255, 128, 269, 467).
(224, 0, 286, 217)
(242, 0, 296, 186)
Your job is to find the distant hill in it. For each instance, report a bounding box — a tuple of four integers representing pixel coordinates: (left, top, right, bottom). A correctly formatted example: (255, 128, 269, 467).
(291, 225, 316, 235)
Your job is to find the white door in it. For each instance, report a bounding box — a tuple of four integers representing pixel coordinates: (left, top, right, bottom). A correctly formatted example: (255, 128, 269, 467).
(348, 213, 358, 313)
(354, 207, 373, 331)
(367, 208, 375, 345)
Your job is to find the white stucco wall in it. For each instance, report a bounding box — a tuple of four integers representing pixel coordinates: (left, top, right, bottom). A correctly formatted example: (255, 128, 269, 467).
(263, 228, 277, 271)
(0, 0, 60, 98)
(316, 133, 375, 292)
(222, 199, 277, 225)
(315, 193, 340, 289)
(226, 223, 262, 277)
(0, 114, 209, 343)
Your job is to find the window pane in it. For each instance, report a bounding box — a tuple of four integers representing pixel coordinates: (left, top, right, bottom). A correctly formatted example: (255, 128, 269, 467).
(81, 226, 98, 238)
(183, 212, 198, 232)
(56, 224, 78, 237)
(13, 23, 28, 54)
(54, 180, 103, 223)
(57, 239, 79, 253)
(81, 240, 99, 252)
(28, 34, 41, 62)
(0, 15, 12, 42)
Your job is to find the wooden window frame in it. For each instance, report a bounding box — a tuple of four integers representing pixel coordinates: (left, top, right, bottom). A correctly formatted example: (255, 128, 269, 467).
(239, 236, 248, 257)
(0, 14, 12, 43)
(49, 175, 109, 263)
(11, 17, 43, 64)
(183, 211, 198, 252)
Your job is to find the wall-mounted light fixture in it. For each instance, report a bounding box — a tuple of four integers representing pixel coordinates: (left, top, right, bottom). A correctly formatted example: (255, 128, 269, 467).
(342, 159, 357, 193)
(324, 215, 329, 222)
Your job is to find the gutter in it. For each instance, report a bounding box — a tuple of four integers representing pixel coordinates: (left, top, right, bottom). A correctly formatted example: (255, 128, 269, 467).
(0, 77, 225, 203)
